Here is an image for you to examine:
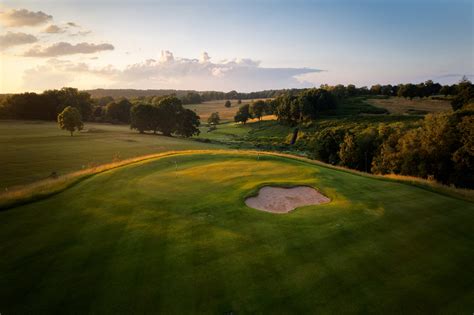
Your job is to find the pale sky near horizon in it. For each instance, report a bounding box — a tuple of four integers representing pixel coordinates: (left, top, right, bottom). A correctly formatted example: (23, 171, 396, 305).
(0, 0, 473, 93)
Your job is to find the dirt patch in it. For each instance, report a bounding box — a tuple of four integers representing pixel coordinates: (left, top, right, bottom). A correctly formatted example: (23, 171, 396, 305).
(245, 186, 330, 213)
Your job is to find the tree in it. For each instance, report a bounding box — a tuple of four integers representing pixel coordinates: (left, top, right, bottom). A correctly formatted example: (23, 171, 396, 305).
(370, 84, 382, 95)
(55, 87, 93, 120)
(298, 88, 336, 121)
(130, 104, 155, 134)
(451, 80, 474, 111)
(234, 104, 251, 124)
(155, 96, 183, 136)
(106, 99, 132, 123)
(208, 112, 220, 125)
(224, 100, 232, 108)
(275, 94, 298, 125)
(57, 106, 83, 136)
(176, 109, 200, 137)
(250, 100, 266, 120)
(397, 84, 417, 99)
(237, 99, 242, 104)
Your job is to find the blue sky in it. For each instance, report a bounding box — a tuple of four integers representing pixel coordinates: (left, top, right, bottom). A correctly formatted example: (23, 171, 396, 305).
(0, 0, 472, 92)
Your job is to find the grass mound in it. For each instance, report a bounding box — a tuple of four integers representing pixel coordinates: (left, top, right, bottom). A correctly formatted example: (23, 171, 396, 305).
(0, 151, 473, 313)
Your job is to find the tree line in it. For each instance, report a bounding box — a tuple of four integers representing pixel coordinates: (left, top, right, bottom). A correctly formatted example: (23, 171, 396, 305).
(302, 106, 473, 188)
(230, 81, 473, 188)
(2, 79, 471, 122)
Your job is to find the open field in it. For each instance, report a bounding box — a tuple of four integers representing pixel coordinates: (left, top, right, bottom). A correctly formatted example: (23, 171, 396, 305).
(366, 97, 452, 115)
(184, 99, 267, 122)
(0, 120, 223, 188)
(0, 151, 472, 313)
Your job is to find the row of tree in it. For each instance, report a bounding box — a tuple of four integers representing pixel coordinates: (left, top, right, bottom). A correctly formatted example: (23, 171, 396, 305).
(130, 97, 200, 137)
(0, 88, 93, 121)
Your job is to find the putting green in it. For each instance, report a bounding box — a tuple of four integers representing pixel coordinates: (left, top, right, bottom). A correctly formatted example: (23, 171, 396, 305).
(0, 151, 473, 313)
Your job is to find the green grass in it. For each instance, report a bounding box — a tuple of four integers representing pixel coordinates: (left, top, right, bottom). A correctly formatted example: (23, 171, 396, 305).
(366, 96, 452, 115)
(184, 99, 259, 122)
(0, 120, 224, 188)
(0, 151, 472, 313)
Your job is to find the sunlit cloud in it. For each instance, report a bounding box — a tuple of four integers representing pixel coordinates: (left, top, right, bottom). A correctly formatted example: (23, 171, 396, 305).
(23, 42, 115, 57)
(21, 51, 321, 91)
(0, 8, 52, 27)
(0, 31, 38, 50)
(43, 24, 66, 34)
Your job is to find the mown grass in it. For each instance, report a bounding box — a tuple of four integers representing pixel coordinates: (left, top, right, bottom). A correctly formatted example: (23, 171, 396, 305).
(0, 151, 472, 313)
(0, 120, 223, 188)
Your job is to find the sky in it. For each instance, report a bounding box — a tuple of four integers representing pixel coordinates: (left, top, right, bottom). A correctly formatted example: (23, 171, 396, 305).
(0, 0, 472, 93)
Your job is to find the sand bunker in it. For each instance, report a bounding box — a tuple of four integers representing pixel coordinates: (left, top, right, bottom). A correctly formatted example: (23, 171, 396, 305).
(245, 186, 330, 213)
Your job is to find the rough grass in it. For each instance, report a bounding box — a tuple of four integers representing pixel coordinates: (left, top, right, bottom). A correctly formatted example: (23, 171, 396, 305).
(0, 120, 223, 188)
(0, 151, 473, 313)
(366, 96, 452, 115)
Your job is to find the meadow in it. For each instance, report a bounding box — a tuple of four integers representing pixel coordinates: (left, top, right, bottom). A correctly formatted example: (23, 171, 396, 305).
(0, 120, 223, 188)
(0, 151, 472, 313)
(184, 99, 267, 122)
(366, 96, 452, 115)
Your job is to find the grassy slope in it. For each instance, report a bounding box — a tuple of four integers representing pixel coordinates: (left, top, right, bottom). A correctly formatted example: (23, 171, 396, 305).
(0, 120, 223, 188)
(0, 152, 472, 313)
(366, 96, 452, 115)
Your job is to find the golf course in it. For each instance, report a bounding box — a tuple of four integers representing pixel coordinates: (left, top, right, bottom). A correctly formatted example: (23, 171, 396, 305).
(1, 151, 472, 314)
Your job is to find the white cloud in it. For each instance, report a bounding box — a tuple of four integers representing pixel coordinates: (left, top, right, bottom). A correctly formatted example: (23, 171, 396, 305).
(23, 42, 114, 57)
(0, 8, 52, 27)
(43, 24, 65, 34)
(21, 51, 321, 91)
(0, 32, 37, 50)
(200, 51, 211, 63)
(159, 50, 174, 63)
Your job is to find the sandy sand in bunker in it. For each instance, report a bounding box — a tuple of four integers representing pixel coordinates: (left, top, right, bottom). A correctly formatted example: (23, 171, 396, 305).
(245, 186, 330, 213)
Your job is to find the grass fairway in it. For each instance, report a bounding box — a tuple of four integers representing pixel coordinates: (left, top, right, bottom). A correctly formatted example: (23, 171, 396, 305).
(0, 120, 223, 188)
(0, 151, 472, 313)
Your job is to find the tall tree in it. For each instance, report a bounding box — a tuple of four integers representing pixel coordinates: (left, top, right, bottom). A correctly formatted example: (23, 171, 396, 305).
(57, 106, 83, 136)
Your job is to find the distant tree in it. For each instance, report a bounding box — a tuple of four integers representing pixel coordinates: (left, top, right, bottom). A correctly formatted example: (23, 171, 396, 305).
(55, 87, 93, 120)
(130, 104, 155, 134)
(106, 99, 132, 123)
(237, 99, 242, 104)
(234, 104, 251, 124)
(439, 85, 453, 96)
(208, 112, 220, 125)
(95, 96, 114, 107)
(370, 84, 382, 95)
(181, 92, 202, 104)
(250, 100, 266, 120)
(57, 106, 83, 136)
(451, 80, 474, 111)
(346, 84, 357, 97)
(275, 94, 298, 125)
(330, 84, 346, 99)
(398, 84, 417, 99)
(298, 88, 336, 121)
(224, 100, 232, 108)
(226, 90, 239, 99)
(176, 109, 200, 137)
(155, 96, 183, 136)
(380, 85, 393, 96)
(264, 99, 277, 115)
